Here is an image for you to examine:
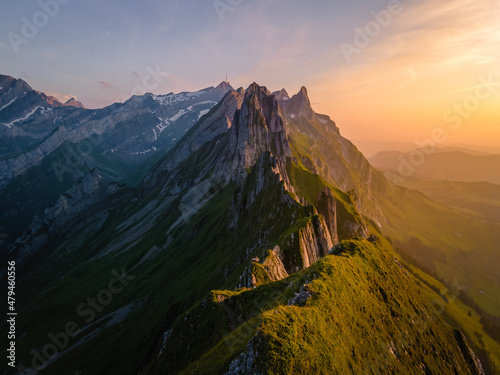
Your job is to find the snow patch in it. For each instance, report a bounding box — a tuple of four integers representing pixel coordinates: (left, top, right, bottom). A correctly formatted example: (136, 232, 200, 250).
(0, 98, 17, 112)
(153, 128, 158, 141)
(198, 109, 210, 120)
(152, 89, 205, 106)
(169, 109, 187, 122)
(157, 121, 169, 134)
(131, 148, 157, 155)
(186, 100, 217, 111)
(2, 106, 51, 128)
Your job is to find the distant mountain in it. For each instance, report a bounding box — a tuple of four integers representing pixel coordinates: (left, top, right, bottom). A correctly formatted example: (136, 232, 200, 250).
(354, 139, 500, 158)
(393, 175, 500, 224)
(63, 97, 86, 109)
(370, 149, 500, 185)
(1, 79, 498, 374)
(0, 74, 232, 238)
(350, 140, 420, 157)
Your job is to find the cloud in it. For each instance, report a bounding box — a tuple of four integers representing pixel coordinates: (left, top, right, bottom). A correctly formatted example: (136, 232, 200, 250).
(45, 91, 77, 103)
(330, 0, 500, 95)
(98, 81, 113, 89)
(365, 0, 499, 71)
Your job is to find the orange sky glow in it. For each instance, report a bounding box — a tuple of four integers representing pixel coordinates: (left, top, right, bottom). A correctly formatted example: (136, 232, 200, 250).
(308, 0, 500, 149)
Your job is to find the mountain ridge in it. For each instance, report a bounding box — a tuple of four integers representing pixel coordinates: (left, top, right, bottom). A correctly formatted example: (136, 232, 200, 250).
(1, 76, 499, 374)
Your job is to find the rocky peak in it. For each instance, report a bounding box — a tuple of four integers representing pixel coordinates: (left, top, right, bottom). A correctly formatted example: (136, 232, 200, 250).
(281, 86, 315, 120)
(272, 88, 290, 101)
(215, 81, 234, 92)
(0, 74, 33, 94)
(0, 76, 69, 128)
(227, 83, 291, 172)
(146, 88, 245, 187)
(0, 75, 34, 109)
(64, 97, 86, 109)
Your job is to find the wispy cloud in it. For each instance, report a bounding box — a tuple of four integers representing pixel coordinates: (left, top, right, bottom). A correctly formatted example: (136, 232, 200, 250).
(367, 0, 499, 71)
(98, 81, 113, 89)
(312, 0, 500, 146)
(330, 0, 500, 94)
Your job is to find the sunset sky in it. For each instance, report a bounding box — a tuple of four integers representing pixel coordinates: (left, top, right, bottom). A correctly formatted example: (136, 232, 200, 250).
(0, 0, 498, 149)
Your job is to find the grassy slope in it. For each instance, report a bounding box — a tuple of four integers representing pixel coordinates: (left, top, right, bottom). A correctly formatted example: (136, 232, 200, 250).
(285, 116, 500, 316)
(407, 264, 500, 373)
(378, 183, 500, 315)
(11, 153, 350, 374)
(369, 151, 500, 185)
(389, 175, 500, 224)
(149, 238, 492, 374)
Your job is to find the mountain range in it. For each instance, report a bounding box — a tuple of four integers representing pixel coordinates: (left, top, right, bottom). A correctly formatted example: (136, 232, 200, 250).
(1, 75, 499, 374)
(369, 149, 500, 185)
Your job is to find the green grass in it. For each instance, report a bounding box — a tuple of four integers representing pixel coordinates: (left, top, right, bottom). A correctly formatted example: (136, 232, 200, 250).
(11, 148, 360, 375)
(285, 115, 500, 316)
(149, 239, 489, 374)
(392, 176, 500, 224)
(405, 263, 500, 373)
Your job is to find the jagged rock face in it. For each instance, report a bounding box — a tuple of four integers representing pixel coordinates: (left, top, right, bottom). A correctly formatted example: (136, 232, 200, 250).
(272, 88, 290, 101)
(242, 246, 289, 288)
(221, 83, 291, 182)
(280, 86, 315, 120)
(262, 246, 289, 281)
(146, 89, 245, 187)
(224, 333, 265, 375)
(316, 188, 339, 244)
(296, 215, 334, 269)
(232, 152, 293, 213)
(280, 86, 387, 223)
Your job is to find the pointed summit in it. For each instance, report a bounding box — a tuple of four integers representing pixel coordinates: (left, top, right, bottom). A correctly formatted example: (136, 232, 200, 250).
(215, 81, 234, 92)
(64, 97, 86, 109)
(282, 86, 315, 120)
(272, 88, 290, 101)
(212, 82, 291, 183)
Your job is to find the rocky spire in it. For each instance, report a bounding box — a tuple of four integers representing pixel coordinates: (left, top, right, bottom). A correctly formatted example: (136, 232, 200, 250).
(227, 82, 292, 170)
(281, 86, 315, 120)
